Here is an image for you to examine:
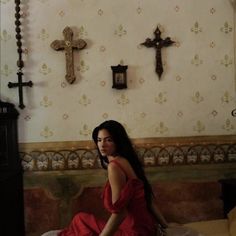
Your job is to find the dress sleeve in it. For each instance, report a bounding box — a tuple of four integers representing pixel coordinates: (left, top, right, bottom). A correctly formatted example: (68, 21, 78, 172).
(103, 179, 140, 213)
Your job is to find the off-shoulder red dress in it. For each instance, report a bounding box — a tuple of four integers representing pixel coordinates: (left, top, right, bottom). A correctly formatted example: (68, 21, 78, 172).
(58, 160, 156, 236)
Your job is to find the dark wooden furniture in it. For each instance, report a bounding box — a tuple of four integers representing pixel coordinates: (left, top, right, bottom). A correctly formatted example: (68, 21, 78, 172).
(219, 178, 236, 217)
(0, 101, 25, 236)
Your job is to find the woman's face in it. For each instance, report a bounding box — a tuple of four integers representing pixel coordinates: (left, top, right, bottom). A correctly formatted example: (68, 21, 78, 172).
(97, 129, 116, 157)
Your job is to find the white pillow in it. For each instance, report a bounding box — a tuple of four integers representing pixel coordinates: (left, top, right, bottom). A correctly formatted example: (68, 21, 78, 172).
(41, 230, 62, 236)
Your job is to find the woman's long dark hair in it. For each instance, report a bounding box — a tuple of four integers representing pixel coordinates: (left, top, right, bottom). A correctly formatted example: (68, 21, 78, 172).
(92, 120, 154, 209)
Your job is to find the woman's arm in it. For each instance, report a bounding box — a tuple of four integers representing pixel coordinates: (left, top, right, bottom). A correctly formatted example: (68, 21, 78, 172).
(150, 199, 168, 228)
(99, 211, 126, 236)
(100, 162, 127, 236)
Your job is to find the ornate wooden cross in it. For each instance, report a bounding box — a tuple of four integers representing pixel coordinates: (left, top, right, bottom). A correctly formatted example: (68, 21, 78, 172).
(141, 26, 175, 79)
(51, 26, 87, 84)
(8, 0, 33, 109)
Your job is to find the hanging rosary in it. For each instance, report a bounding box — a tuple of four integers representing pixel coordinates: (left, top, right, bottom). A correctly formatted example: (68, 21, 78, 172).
(8, 0, 33, 109)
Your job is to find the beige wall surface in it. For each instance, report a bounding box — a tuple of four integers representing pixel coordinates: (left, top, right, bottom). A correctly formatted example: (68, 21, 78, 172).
(1, 0, 235, 143)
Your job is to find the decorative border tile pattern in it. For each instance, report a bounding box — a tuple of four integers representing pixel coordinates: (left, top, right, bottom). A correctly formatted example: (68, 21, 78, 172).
(20, 136, 236, 171)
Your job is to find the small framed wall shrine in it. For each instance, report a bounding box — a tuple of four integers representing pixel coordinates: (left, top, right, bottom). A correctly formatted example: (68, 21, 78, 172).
(111, 64, 128, 89)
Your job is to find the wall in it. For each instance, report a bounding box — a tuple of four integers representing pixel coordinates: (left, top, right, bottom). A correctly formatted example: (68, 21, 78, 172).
(1, 0, 235, 143)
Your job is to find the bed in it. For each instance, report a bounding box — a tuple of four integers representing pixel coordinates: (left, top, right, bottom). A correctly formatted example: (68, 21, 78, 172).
(183, 206, 236, 236)
(41, 206, 236, 236)
(28, 179, 236, 236)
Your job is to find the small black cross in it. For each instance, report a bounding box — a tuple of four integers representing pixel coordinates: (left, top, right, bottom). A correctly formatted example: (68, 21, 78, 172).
(141, 26, 175, 79)
(8, 70, 33, 109)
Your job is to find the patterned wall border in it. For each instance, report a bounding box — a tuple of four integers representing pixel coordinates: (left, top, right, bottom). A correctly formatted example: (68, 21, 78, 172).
(19, 135, 236, 172)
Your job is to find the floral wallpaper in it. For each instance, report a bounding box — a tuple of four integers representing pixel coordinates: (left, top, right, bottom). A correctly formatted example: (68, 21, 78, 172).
(0, 0, 235, 143)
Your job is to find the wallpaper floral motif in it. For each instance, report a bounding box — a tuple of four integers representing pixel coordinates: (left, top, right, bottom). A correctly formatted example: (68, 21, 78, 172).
(0, 0, 235, 143)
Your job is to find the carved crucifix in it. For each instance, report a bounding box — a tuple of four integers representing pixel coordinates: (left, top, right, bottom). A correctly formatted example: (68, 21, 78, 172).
(141, 26, 175, 79)
(51, 26, 87, 84)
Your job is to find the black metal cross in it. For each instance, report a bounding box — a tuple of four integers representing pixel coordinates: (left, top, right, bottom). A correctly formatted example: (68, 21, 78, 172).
(141, 26, 175, 79)
(8, 71, 33, 109)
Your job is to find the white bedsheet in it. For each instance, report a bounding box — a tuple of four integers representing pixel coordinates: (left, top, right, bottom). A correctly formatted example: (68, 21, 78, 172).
(184, 219, 229, 236)
(41, 220, 229, 236)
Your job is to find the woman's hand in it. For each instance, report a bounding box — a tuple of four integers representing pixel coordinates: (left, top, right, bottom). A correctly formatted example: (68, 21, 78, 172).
(156, 223, 167, 236)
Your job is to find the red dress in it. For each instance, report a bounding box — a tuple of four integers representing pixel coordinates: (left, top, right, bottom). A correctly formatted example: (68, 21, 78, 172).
(58, 160, 156, 236)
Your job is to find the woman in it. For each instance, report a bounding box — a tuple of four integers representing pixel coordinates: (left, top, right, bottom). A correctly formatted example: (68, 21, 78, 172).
(58, 120, 168, 236)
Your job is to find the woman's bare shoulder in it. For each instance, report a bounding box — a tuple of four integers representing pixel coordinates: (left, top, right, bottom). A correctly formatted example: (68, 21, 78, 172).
(107, 160, 126, 185)
(107, 159, 125, 176)
(113, 157, 137, 179)
(114, 156, 129, 165)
